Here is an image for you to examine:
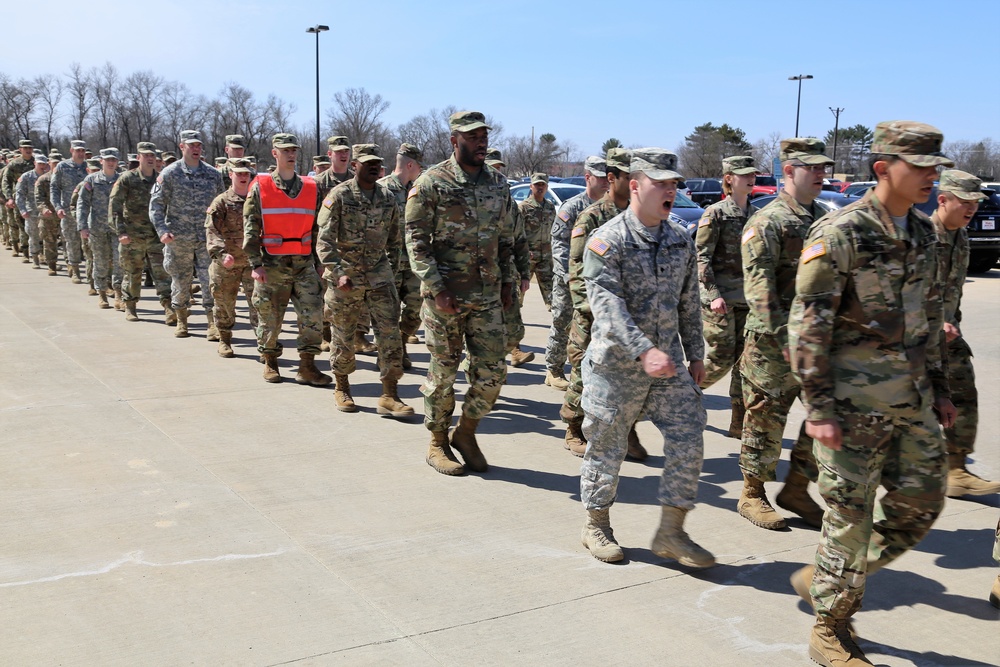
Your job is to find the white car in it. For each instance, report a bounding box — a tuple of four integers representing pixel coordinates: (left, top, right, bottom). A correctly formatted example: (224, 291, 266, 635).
(509, 182, 585, 207)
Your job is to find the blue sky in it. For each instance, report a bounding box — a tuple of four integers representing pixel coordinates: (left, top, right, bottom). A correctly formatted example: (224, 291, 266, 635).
(6, 0, 998, 155)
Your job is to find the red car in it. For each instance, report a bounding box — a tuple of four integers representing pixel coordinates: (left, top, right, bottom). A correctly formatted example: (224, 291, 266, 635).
(751, 174, 777, 198)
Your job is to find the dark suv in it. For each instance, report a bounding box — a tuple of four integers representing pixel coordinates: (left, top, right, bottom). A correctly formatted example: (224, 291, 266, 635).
(915, 187, 1000, 273)
(686, 178, 723, 207)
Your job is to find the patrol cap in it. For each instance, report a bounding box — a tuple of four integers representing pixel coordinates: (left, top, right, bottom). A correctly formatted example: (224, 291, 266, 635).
(485, 147, 504, 167)
(722, 155, 758, 175)
(352, 143, 383, 163)
(326, 135, 350, 151)
(127, 154, 138, 162)
(397, 142, 423, 163)
(214, 157, 227, 166)
(137, 141, 156, 154)
(154, 150, 163, 158)
(938, 169, 986, 201)
(584, 155, 607, 177)
(530, 172, 549, 185)
(779, 138, 834, 165)
(272, 133, 300, 149)
(48, 152, 63, 162)
(161, 151, 176, 160)
(225, 134, 246, 148)
(312, 155, 331, 165)
(100, 148, 120, 161)
(869, 120, 954, 168)
(227, 158, 253, 174)
(18, 139, 33, 148)
(630, 147, 682, 181)
(33, 154, 48, 164)
(180, 130, 202, 144)
(70, 139, 86, 151)
(86, 157, 101, 168)
(449, 110, 490, 133)
(84, 150, 94, 158)
(605, 148, 631, 172)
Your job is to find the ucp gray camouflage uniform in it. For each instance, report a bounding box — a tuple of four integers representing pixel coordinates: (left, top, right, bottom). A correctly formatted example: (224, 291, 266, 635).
(77, 170, 121, 292)
(580, 208, 706, 511)
(548, 191, 597, 372)
(50, 158, 89, 267)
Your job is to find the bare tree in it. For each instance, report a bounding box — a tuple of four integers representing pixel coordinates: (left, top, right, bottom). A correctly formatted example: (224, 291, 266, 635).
(32, 74, 64, 153)
(750, 131, 782, 175)
(90, 63, 119, 148)
(325, 87, 390, 144)
(65, 63, 94, 140)
(505, 132, 562, 177)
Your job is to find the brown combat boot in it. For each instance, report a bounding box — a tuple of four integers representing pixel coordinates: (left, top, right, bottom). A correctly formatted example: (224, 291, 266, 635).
(426, 430, 464, 476)
(161, 299, 177, 326)
(262, 353, 281, 383)
(451, 416, 488, 472)
(174, 308, 190, 338)
(650, 505, 715, 568)
(738, 474, 786, 530)
(509, 345, 534, 367)
(32, 253, 40, 268)
(321, 322, 331, 352)
(809, 617, 872, 667)
(626, 425, 648, 461)
(334, 374, 357, 412)
(377, 377, 415, 418)
(217, 330, 235, 358)
(791, 565, 860, 640)
(565, 417, 587, 457)
(124, 301, 139, 322)
(407, 334, 420, 344)
(113, 287, 124, 311)
(401, 349, 412, 370)
(776, 470, 825, 527)
(728, 397, 745, 439)
(545, 368, 569, 391)
(87, 284, 98, 296)
(98, 290, 111, 309)
(205, 310, 220, 342)
(946, 454, 1000, 496)
(353, 331, 377, 355)
(295, 352, 332, 386)
(581, 508, 624, 563)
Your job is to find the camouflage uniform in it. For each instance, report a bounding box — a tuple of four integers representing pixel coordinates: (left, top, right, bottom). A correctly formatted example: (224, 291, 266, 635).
(72, 180, 95, 287)
(790, 182, 951, 622)
(34, 169, 60, 268)
(77, 167, 121, 292)
(503, 194, 532, 354)
(517, 188, 556, 307)
(2, 151, 33, 253)
(405, 153, 515, 433)
(317, 174, 403, 379)
(580, 206, 705, 509)
(378, 170, 422, 341)
(50, 157, 89, 270)
(205, 185, 256, 334)
(563, 193, 625, 422)
(548, 188, 599, 373)
(243, 171, 324, 356)
(696, 191, 758, 408)
(15, 167, 42, 259)
(149, 151, 225, 311)
(111, 165, 170, 306)
(739, 188, 819, 482)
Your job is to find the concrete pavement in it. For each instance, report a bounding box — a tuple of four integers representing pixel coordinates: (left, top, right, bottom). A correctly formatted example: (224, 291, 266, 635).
(1, 255, 998, 666)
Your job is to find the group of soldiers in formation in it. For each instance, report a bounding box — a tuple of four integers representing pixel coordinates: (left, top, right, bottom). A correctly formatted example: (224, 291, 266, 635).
(3, 111, 999, 666)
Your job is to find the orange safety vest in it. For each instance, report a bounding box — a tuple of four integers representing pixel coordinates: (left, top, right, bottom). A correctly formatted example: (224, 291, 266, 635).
(257, 173, 316, 255)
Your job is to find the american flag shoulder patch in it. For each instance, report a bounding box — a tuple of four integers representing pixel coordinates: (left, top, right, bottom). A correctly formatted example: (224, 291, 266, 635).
(741, 227, 756, 244)
(801, 241, 827, 264)
(406, 187, 418, 200)
(587, 237, 610, 257)
(323, 197, 333, 208)
(558, 210, 570, 222)
(571, 226, 585, 238)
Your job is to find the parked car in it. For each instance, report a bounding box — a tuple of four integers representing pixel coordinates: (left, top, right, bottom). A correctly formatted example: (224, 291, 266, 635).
(915, 186, 1000, 273)
(560, 176, 585, 186)
(686, 177, 724, 207)
(669, 191, 705, 237)
(751, 175, 778, 198)
(750, 194, 838, 215)
(843, 181, 875, 197)
(509, 182, 585, 208)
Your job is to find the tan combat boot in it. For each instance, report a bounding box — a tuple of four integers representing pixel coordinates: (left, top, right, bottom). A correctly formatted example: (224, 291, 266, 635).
(205, 310, 220, 342)
(451, 416, 488, 472)
(728, 397, 745, 439)
(47, 261, 57, 276)
(174, 307, 190, 338)
(545, 368, 569, 391)
(70, 265, 83, 284)
(776, 470, 825, 527)
(738, 474, 787, 530)
(161, 299, 177, 326)
(262, 353, 281, 383)
(626, 425, 648, 461)
(354, 331, 377, 355)
(334, 374, 357, 412)
(98, 289, 111, 309)
(124, 300, 139, 322)
(564, 417, 587, 457)
(946, 454, 1000, 496)
(651, 505, 715, 568)
(295, 352, 332, 386)
(113, 287, 124, 311)
(509, 345, 534, 367)
(87, 283, 98, 296)
(407, 334, 420, 344)
(321, 322, 331, 352)
(32, 253, 41, 268)
(990, 574, 1000, 610)
(377, 377, 415, 418)
(426, 430, 464, 475)
(217, 330, 235, 358)
(581, 508, 624, 563)
(809, 617, 873, 667)
(791, 565, 860, 640)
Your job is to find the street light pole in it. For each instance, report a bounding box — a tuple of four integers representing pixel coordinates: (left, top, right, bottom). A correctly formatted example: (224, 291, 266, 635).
(788, 74, 813, 136)
(829, 106, 844, 173)
(306, 25, 329, 158)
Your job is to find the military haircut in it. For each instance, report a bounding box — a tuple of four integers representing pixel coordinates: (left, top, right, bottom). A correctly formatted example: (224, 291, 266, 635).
(867, 153, 900, 182)
(606, 165, 628, 180)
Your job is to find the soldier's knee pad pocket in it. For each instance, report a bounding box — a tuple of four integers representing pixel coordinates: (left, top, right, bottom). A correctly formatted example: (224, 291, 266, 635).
(582, 393, 617, 426)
